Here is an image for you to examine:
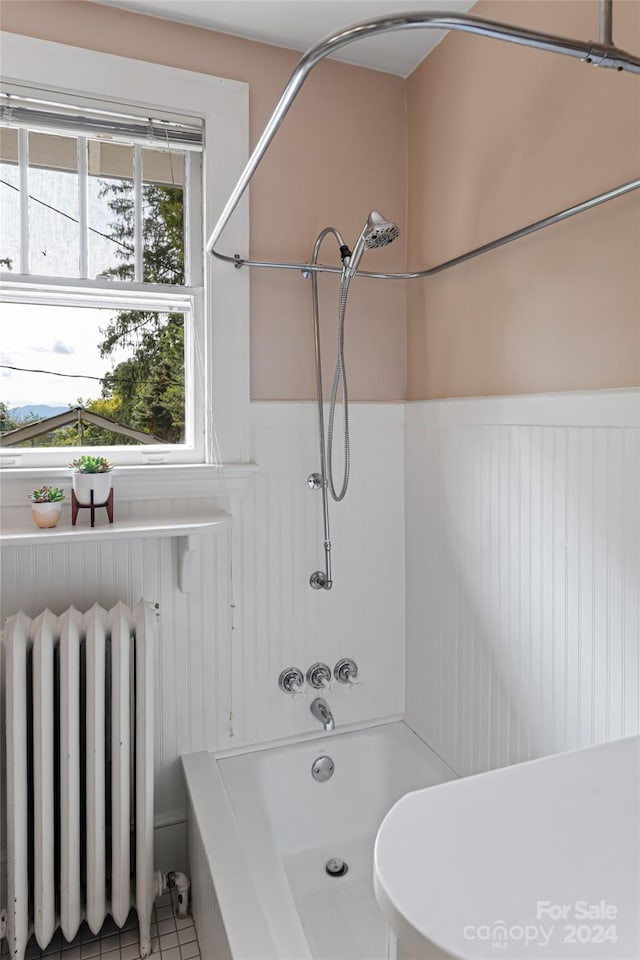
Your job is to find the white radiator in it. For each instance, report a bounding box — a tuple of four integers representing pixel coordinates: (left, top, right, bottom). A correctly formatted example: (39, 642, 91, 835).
(1, 601, 155, 960)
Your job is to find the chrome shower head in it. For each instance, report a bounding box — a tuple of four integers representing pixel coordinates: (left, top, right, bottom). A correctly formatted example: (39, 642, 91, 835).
(344, 210, 399, 277)
(362, 210, 400, 250)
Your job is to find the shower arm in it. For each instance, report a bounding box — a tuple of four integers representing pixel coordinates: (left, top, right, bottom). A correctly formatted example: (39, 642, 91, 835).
(206, 6, 640, 281)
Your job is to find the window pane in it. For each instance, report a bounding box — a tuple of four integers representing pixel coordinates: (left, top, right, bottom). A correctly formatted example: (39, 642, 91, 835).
(1, 301, 186, 446)
(0, 126, 20, 272)
(28, 132, 79, 277)
(0, 129, 192, 285)
(88, 140, 134, 281)
(143, 147, 184, 284)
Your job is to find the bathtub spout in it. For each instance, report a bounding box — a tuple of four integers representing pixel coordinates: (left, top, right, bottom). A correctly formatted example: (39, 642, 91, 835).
(310, 697, 335, 732)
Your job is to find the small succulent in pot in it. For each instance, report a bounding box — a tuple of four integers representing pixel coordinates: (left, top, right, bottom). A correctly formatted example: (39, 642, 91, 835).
(69, 455, 114, 505)
(28, 485, 66, 529)
(69, 455, 114, 474)
(28, 485, 66, 503)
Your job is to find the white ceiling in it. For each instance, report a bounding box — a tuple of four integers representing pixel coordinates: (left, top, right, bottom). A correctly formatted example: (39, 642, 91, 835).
(91, 1, 476, 77)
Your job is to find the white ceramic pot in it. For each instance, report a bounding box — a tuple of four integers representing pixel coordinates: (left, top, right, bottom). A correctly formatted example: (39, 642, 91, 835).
(31, 501, 63, 529)
(72, 471, 112, 506)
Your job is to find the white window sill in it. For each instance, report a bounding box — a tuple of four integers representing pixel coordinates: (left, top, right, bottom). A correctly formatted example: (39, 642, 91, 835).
(0, 462, 259, 505)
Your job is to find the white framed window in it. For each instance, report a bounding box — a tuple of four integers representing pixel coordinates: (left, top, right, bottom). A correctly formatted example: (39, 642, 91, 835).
(0, 33, 249, 470)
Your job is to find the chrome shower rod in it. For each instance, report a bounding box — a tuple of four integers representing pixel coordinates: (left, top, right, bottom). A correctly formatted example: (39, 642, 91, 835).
(215, 177, 640, 281)
(206, 7, 640, 277)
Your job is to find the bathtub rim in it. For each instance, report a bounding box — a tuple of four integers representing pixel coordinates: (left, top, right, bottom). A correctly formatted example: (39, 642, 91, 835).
(182, 749, 287, 960)
(212, 712, 405, 761)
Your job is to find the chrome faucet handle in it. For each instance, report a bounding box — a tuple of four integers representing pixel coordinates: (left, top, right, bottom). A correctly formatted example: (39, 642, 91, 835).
(279, 667, 305, 697)
(306, 662, 332, 691)
(334, 658, 360, 687)
(344, 671, 361, 691)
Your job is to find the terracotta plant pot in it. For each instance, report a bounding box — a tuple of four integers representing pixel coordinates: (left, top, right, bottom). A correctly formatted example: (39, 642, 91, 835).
(72, 471, 112, 506)
(31, 501, 63, 529)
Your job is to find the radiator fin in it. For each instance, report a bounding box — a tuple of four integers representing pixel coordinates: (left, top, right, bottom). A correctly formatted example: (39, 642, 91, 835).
(85, 603, 108, 935)
(32, 610, 58, 949)
(59, 606, 83, 942)
(109, 602, 132, 928)
(5, 612, 31, 960)
(134, 602, 155, 958)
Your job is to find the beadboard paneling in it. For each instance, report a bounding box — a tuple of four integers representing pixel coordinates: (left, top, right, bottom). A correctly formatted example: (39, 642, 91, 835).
(3, 391, 636, 864)
(404, 391, 640, 776)
(230, 402, 405, 747)
(0, 402, 405, 842)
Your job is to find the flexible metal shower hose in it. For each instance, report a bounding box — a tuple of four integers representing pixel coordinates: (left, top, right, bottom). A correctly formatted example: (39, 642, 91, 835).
(326, 271, 352, 501)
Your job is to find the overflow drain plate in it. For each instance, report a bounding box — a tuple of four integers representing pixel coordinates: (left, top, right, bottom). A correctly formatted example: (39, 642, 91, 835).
(325, 857, 348, 878)
(312, 755, 334, 782)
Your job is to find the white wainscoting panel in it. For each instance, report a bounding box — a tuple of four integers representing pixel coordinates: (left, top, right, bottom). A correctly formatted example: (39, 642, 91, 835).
(231, 402, 405, 747)
(0, 402, 405, 848)
(4, 391, 635, 860)
(405, 390, 640, 777)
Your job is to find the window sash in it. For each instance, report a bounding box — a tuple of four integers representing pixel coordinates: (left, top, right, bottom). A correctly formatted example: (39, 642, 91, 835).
(0, 283, 205, 467)
(1, 128, 201, 285)
(0, 278, 197, 312)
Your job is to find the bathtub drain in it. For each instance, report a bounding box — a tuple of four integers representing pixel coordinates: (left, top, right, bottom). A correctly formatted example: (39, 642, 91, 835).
(325, 858, 348, 878)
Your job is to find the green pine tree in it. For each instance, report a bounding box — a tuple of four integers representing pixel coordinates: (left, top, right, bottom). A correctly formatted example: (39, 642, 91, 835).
(93, 179, 186, 444)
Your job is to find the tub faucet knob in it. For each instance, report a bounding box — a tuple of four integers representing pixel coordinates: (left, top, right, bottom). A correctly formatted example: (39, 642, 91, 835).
(306, 662, 332, 690)
(279, 667, 305, 697)
(334, 658, 360, 687)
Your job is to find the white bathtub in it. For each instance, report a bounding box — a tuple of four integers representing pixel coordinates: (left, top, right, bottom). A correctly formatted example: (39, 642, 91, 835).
(182, 722, 455, 960)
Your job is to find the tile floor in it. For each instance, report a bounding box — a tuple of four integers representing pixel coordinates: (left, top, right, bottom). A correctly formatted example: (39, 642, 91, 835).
(1, 889, 201, 960)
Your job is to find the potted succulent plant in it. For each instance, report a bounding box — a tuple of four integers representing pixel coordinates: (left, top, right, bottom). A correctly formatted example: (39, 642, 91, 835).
(69, 455, 114, 505)
(28, 485, 65, 529)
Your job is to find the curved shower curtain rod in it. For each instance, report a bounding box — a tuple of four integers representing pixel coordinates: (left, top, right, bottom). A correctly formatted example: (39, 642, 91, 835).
(206, 4, 640, 281)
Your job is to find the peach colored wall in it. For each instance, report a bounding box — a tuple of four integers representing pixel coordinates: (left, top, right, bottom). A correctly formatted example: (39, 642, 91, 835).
(0, 0, 407, 401)
(4, 1, 638, 402)
(407, 0, 640, 399)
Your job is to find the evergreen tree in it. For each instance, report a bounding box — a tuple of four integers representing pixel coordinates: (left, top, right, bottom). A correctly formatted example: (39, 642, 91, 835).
(94, 179, 186, 444)
(0, 401, 20, 435)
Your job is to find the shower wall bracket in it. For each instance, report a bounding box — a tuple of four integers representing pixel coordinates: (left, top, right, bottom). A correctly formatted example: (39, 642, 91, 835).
(178, 534, 200, 593)
(309, 569, 331, 590)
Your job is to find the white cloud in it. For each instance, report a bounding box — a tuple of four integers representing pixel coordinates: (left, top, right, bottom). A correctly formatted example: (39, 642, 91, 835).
(33, 339, 75, 355)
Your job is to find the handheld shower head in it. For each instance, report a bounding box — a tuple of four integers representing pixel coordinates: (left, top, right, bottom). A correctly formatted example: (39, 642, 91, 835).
(362, 210, 400, 249)
(344, 210, 399, 277)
